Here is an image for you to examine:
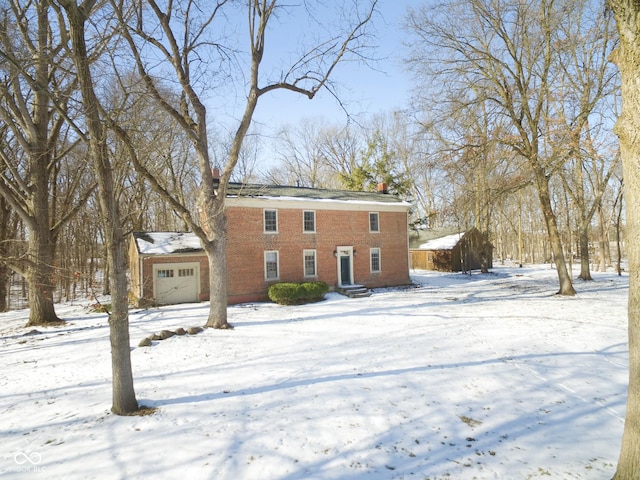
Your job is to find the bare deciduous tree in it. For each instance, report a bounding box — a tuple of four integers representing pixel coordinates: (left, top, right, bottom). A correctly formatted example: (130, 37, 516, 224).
(0, 0, 84, 325)
(0, 187, 18, 312)
(267, 120, 336, 188)
(406, 0, 579, 294)
(267, 113, 418, 197)
(113, 0, 379, 328)
(55, 0, 139, 415)
(551, 2, 619, 281)
(316, 124, 365, 188)
(608, 2, 640, 477)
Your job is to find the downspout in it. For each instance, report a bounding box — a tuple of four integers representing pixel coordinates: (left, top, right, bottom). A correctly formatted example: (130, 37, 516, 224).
(139, 255, 144, 301)
(406, 209, 411, 277)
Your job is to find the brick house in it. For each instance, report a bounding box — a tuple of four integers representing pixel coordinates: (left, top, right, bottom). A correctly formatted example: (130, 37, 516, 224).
(129, 182, 412, 306)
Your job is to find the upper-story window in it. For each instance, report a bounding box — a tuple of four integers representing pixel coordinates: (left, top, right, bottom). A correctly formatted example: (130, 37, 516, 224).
(369, 212, 380, 232)
(264, 209, 278, 233)
(303, 210, 316, 233)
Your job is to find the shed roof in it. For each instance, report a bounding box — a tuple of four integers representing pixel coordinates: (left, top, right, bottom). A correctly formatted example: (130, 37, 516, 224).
(418, 232, 463, 251)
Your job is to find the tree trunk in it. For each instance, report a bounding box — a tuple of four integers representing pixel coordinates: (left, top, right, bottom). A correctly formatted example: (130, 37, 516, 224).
(610, 2, 640, 476)
(105, 219, 137, 414)
(0, 198, 11, 312)
(0, 268, 7, 313)
(200, 188, 232, 329)
(480, 231, 490, 274)
(25, 223, 61, 326)
(0, 263, 6, 312)
(23, 0, 62, 326)
(204, 238, 231, 329)
(26, 151, 60, 325)
(201, 78, 260, 330)
(533, 167, 576, 295)
(573, 150, 592, 281)
(577, 222, 592, 281)
(616, 186, 624, 277)
(61, 0, 138, 415)
(598, 205, 609, 272)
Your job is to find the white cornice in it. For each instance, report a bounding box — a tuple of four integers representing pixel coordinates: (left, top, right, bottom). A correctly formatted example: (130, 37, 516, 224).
(225, 195, 411, 212)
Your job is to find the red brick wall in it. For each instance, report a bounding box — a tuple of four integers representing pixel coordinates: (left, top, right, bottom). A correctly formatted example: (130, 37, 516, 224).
(226, 205, 410, 303)
(132, 205, 410, 305)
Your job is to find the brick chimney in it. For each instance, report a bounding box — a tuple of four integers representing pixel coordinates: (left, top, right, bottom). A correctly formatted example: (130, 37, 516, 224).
(212, 167, 220, 187)
(377, 182, 388, 194)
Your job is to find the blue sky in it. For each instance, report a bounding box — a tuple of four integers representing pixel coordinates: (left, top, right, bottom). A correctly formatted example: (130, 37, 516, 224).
(210, 0, 416, 141)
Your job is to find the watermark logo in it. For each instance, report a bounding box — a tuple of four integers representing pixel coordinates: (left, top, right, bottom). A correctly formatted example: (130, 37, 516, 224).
(10, 450, 45, 473)
(14, 451, 41, 465)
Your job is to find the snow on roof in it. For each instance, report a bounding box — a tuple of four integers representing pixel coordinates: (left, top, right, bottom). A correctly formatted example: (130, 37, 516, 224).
(227, 194, 410, 208)
(418, 232, 463, 251)
(226, 183, 408, 205)
(134, 232, 202, 255)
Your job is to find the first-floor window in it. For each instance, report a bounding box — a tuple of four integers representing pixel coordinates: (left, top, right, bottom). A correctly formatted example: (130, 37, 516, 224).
(370, 248, 381, 273)
(303, 249, 317, 277)
(265, 251, 279, 280)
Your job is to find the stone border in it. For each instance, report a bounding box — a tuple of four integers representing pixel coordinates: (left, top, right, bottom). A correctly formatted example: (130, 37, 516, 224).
(138, 326, 204, 347)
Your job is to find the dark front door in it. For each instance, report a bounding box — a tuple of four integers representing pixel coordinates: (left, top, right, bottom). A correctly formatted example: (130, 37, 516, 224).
(340, 254, 351, 285)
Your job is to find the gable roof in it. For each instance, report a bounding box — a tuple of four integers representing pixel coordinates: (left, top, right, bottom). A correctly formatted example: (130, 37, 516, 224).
(418, 232, 464, 251)
(132, 232, 202, 255)
(226, 183, 409, 205)
(416, 227, 491, 251)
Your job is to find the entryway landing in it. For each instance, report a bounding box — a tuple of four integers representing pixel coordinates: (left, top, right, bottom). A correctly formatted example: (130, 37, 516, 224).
(336, 284, 371, 298)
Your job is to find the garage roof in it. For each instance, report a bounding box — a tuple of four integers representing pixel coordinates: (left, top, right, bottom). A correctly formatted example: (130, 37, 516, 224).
(132, 232, 202, 255)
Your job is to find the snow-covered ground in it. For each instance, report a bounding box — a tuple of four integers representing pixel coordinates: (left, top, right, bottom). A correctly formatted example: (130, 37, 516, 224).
(0, 265, 629, 479)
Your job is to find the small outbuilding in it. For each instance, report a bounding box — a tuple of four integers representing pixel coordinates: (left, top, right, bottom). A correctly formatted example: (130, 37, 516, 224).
(410, 227, 492, 272)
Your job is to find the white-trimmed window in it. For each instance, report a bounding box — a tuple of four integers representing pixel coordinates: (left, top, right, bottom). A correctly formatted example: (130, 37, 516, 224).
(303, 249, 317, 277)
(264, 209, 278, 233)
(370, 248, 381, 273)
(264, 251, 279, 280)
(369, 212, 380, 232)
(303, 210, 316, 233)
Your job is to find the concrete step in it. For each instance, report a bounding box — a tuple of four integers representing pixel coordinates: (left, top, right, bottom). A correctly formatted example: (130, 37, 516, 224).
(337, 285, 371, 298)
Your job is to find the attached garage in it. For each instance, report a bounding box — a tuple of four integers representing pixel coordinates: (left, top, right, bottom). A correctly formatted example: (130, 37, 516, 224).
(153, 262, 200, 305)
(129, 232, 209, 307)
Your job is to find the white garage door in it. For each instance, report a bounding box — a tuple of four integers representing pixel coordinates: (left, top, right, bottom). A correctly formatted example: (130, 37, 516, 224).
(153, 263, 200, 305)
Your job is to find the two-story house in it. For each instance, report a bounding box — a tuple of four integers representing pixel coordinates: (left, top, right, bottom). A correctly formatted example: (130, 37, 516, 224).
(129, 182, 412, 306)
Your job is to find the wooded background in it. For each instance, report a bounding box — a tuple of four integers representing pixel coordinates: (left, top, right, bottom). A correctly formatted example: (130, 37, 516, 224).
(0, 0, 623, 311)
